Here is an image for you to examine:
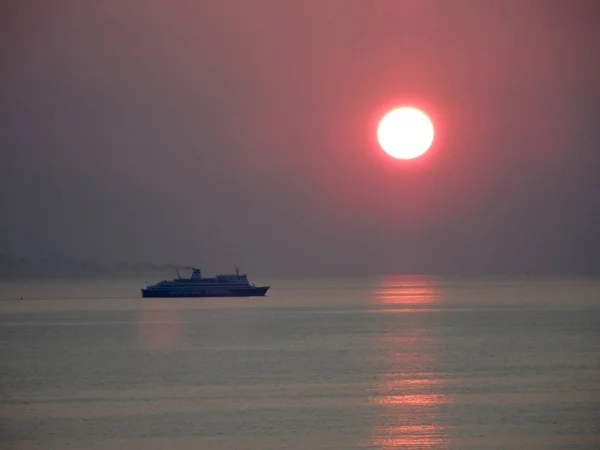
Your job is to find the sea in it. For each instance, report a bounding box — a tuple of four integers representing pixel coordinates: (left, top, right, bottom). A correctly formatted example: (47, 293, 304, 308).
(0, 276, 599, 449)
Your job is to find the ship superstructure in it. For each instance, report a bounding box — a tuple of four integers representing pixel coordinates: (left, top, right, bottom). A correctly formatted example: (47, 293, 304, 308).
(141, 266, 269, 298)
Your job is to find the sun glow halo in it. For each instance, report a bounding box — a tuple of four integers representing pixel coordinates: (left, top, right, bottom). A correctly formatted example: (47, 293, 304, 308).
(377, 107, 434, 160)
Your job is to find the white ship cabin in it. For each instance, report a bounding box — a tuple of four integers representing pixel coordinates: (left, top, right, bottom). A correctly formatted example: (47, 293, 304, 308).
(188, 267, 250, 285)
(216, 273, 249, 284)
(191, 269, 203, 280)
(149, 266, 252, 288)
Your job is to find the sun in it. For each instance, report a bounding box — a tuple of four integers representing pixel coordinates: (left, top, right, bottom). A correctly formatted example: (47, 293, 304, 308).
(377, 107, 434, 160)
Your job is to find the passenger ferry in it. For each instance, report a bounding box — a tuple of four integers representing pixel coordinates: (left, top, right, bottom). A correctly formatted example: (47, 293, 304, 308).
(141, 266, 269, 298)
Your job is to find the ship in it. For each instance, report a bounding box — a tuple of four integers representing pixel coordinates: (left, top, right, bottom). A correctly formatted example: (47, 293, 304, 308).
(141, 266, 269, 298)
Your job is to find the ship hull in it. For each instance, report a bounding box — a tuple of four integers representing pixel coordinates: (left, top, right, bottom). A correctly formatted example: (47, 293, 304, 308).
(140, 286, 269, 298)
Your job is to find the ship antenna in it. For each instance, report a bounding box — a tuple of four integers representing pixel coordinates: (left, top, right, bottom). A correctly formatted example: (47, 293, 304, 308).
(176, 268, 180, 280)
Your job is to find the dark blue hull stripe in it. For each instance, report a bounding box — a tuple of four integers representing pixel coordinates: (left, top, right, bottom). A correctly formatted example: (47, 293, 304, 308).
(140, 286, 269, 298)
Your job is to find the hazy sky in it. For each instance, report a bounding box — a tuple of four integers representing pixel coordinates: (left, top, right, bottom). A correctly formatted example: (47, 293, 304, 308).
(1, 0, 599, 275)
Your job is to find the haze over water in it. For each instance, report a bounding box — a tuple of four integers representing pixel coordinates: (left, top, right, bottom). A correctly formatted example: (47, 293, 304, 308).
(1, 276, 599, 449)
(3, 3, 599, 448)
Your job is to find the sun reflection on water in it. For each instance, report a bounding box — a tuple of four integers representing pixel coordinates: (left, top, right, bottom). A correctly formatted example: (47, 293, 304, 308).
(374, 275, 442, 306)
(369, 275, 450, 449)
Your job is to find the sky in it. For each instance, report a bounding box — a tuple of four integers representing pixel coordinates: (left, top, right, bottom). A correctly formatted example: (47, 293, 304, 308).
(1, 0, 599, 276)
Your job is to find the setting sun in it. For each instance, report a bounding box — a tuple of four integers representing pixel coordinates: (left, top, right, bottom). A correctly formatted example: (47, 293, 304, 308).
(377, 107, 434, 159)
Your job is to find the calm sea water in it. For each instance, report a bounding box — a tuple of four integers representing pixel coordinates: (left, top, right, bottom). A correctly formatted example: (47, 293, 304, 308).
(1, 276, 599, 449)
